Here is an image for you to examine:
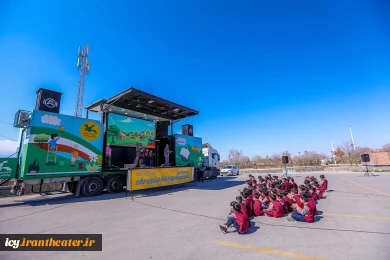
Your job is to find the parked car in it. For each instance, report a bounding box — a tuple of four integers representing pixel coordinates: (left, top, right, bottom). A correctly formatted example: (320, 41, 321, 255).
(220, 165, 239, 176)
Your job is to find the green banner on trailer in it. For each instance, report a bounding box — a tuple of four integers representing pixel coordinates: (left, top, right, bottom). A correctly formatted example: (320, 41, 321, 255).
(0, 158, 18, 179)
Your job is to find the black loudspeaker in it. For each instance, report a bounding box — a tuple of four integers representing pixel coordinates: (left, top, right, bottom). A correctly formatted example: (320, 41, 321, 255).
(282, 156, 289, 164)
(35, 88, 62, 114)
(182, 124, 193, 136)
(361, 154, 370, 163)
(156, 121, 169, 138)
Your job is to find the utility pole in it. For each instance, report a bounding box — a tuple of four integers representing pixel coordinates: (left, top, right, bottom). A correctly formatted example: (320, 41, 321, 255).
(75, 45, 90, 117)
(349, 125, 358, 166)
(332, 141, 336, 164)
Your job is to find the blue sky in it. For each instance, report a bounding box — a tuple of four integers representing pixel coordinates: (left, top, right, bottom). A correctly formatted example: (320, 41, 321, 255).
(0, 0, 389, 159)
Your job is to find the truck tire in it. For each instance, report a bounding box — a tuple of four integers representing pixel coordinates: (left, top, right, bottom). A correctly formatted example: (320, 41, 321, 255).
(67, 181, 78, 194)
(81, 177, 103, 197)
(106, 176, 124, 193)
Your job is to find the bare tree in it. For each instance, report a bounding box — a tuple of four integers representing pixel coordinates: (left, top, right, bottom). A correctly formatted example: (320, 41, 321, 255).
(251, 155, 262, 164)
(270, 153, 282, 168)
(228, 149, 244, 167)
(381, 143, 390, 152)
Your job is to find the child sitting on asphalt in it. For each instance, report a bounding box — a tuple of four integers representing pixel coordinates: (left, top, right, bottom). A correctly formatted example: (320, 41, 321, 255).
(264, 194, 284, 218)
(236, 196, 248, 216)
(289, 178, 298, 190)
(226, 201, 236, 222)
(291, 188, 303, 208)
(253, 193, 263, 216)
(260, 190, 270, 209)
(288, 193, 316, 223)
(313, 182, 324, 199)
(282, 190, 293, 213)
(220, 202, 249, 234)
(319, 175, 328, 191)
(276, 192, 288, 214)
(281, 178, 291, 191)
(242, 190, 253, 218)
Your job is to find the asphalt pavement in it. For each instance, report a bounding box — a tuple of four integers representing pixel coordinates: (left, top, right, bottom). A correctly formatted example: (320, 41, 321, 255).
(1, 172, 390, 260)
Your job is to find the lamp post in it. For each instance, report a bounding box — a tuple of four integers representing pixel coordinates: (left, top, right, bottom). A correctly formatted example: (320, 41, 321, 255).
(331, 151, 334, 164)
(298, 152, 301, 166)
(349, 125, 359, 166)
(304, 151, 307, 166)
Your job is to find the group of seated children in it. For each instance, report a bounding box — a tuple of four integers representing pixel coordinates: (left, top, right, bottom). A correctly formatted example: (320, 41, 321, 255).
(219, 174, 328, 234)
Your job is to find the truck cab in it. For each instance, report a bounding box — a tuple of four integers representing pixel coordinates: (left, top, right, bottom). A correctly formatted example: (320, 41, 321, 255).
(202, 143, 220, 172)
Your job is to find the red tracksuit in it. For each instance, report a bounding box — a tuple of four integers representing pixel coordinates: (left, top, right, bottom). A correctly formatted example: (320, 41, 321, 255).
(282, 182, 291, 191)
(279, 198, 288, 214)
(317, 189, 324, 199)
(321, 179, 328, 190)
(283, 196, 293, 212)
(235, 210, 249, 233)
(291, 182, 298, 190)
(292, 194, 303, 208)
(312, 189, 319, 200)
(244, 198, 253, 217)
(253, 200, 263, 216)
(264, 201, 284, 218)
(240, 202, 248, 216)
(303, 202, 316, 223)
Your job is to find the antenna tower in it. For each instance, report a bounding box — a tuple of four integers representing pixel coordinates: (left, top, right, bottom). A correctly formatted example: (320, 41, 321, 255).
(75, 45, 90, 117)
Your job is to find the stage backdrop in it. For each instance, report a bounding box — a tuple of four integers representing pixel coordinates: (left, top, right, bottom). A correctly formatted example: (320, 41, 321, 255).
(128, 167, 194, 191)
(107, 113, 156, 148)
(174, 134, 204, 167)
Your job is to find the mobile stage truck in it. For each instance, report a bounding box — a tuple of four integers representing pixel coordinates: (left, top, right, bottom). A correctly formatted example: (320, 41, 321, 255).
(1, 87, 219, 197)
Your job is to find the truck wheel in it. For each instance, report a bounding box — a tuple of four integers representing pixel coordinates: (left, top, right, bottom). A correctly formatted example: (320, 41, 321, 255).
(106, 176, 124, 193)
(81, 177, 103, 197)
(67, 181, 78, 194)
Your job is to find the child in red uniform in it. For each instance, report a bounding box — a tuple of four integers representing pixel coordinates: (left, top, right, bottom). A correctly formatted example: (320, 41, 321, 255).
(260, 190, 270, 209)
(236, 196, 248, 216)
(252, 193, 263, 216)
(289, 178, 298, 190)
(276, 192, 288, 214)
(291, 188, 303, 208)
(264, 194, 284, 218)
(242, 190, 253, 218)
(320, 175, 328, 191)
(220, 202, 249, 234)
(281, 178, 291, 191)
(282, 190, 293, 212)
(288, 193, 316, 223)
(313, 182, 324, 199)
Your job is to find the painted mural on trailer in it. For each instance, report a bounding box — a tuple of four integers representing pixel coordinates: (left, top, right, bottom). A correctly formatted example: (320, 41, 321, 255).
(174, 134, 204, 167)
(21, 110, 103, 176)
(107, 113, 156, 148)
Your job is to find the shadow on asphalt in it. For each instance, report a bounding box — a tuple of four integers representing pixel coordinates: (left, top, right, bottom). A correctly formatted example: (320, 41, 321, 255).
(0, 177, 245, 208)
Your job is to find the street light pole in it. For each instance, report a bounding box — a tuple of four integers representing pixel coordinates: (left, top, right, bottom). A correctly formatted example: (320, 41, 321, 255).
(349, 125, 359, 166)
(298, 152, 301, 166)
(332, 141, 336, 164)
(304, 151, 307, 166)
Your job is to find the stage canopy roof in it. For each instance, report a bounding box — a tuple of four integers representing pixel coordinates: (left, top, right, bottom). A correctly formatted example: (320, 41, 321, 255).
(85, 87, 199, 122)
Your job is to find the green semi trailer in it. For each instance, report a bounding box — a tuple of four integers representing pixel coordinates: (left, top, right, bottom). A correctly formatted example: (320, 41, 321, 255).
(0, 87, 203, 197)
(1, 109, 127, 197)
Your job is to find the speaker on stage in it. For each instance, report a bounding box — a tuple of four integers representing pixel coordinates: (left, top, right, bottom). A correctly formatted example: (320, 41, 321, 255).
(182, 124, 193, 136)
(361, 154, 370, 163)
(35, 88, 62, 114)
(282, 156, 289, 164)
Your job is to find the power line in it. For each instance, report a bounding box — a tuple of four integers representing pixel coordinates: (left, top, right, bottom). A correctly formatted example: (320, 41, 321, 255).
(0, 134, 17, 141)
(0, 120, 12, 125)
